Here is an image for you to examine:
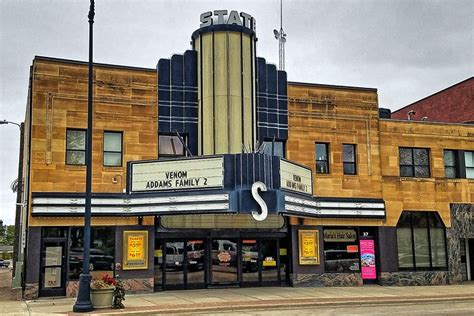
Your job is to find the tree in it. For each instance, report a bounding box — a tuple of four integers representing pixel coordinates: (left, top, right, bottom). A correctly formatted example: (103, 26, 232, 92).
(0, 224, 15, 246)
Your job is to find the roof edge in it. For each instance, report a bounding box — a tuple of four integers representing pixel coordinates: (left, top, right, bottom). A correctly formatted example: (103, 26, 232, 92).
(380, 118, 474, 127)
(288, 81, 377, 92)
(33, 56, 156, 72)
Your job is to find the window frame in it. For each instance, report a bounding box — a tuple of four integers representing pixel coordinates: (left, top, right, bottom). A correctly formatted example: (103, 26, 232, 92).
(342, 144, 357, 175)
(103, 131, 123, 167)
(158, 133, 187, 158)
(399, 147, 431, 178)
(65, 128, 87, 166)
(261, 139, 286, 158)
(443, 149, 459, 179)
(396, 211, 447, 271)
(465, 151, 474, 179)
(315, 142, 330, 174)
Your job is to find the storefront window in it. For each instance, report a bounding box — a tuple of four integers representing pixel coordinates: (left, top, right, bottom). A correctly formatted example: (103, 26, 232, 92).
(69, 227, 115, 280)
(323, 229, 360, 273)
(396, 227, 413, 268)
(396, 211, 447, 270)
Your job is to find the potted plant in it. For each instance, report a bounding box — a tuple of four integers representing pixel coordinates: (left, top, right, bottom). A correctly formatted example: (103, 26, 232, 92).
(90, 273, 116, 308)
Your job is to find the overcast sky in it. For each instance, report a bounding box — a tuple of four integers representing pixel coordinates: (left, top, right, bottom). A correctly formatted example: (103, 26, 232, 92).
(0, 0, 472, 224)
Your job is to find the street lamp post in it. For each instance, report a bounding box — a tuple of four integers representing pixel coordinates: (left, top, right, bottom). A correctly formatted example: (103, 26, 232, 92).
(73, 0, 95, 312)
(0, 120, 24, 289)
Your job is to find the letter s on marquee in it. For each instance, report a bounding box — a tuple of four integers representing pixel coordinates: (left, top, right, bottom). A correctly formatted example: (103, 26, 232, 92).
(251, 181, 268, 221)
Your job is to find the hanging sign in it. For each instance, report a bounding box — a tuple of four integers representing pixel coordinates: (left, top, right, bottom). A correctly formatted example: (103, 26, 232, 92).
(123, 231, 148, 270)
(298, 230, 320, 265)
(360, 239, 377, 280)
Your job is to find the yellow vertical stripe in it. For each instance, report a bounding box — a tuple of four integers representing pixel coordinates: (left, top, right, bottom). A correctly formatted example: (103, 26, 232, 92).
(228, 32, 242, 153)
(201, 33, 214, 155)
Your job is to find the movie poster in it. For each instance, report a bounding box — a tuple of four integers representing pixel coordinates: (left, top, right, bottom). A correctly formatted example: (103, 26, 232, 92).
(360, 239, 376, 279)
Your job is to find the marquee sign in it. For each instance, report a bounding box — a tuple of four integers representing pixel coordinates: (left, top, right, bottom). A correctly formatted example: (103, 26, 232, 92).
(130, 157, 224, 192)
(279, 159, 312, 195)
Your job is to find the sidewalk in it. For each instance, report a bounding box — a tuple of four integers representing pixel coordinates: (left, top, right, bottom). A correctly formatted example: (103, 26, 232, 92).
(3, 284, 474, 315)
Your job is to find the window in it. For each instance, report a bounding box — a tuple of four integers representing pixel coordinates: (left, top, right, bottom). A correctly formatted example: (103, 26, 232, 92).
(103, 131, 122, 167)
(342, 144, 357, 175)
(399, 147, 430, 178)
(396, 211, 447, 271)
(465, 151, 474, 179)
(323, 228, 360, 273)
(66, 129, 86, 165)
(262, 140, 285, 157)
(443, 149, 474, 179)
(159, 134, 185, 157)
(315, 143, 329, 174)
(69, 227, 115, 280)
(444, 150, 458, 178)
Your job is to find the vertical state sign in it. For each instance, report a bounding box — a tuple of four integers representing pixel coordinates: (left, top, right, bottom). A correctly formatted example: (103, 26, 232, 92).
(298, 230, 320, 265)
(123, 231, 148, 270)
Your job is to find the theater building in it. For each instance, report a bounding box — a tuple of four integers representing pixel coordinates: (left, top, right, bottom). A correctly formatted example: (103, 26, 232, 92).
(15, 10, 474, 299)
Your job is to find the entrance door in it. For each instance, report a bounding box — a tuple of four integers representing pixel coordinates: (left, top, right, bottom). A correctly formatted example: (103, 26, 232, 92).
(242, 239, 259, 285)
(185, 240, 206, 289)
(261, 239, 279, 285)
(155, 239, 207, 290)
(164, 241, 185, 290)
(39, 240, 67, 297)
(211, 239, 238, 284)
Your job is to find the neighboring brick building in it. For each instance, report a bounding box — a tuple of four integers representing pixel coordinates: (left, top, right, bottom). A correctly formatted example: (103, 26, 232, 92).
(391, 77, 473, 123)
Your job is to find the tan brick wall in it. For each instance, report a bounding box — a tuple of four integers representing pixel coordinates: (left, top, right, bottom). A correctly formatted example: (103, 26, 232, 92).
(379, 120, 474, 226)
(287, 83, 474, 228)
(28, 58, 157, 227)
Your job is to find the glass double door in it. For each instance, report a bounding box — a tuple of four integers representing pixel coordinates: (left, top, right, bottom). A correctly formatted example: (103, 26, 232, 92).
(155, 239, 206, 290)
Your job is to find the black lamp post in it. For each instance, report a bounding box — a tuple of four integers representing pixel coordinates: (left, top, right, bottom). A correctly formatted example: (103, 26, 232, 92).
(73, 0, 95, 312)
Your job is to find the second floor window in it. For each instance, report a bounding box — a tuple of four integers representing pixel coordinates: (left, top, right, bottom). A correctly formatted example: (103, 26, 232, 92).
(342, 144, 357, 175)
(465, 151, 474, 179)
(262, 140, 285, 158)
(444, 150, 458, 178)
(103, 131, 122, 167)
(399, 147, 430, 178)
(159, 134, 185, 158)
(66, 129, 86, 165)
(315, 143, 329, 174)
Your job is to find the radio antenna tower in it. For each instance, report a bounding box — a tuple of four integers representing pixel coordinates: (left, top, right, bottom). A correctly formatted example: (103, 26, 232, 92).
(273, 0, 287, 70)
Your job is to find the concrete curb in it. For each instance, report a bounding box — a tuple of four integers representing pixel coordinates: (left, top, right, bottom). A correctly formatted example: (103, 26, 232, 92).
(67, 294, 474, 315)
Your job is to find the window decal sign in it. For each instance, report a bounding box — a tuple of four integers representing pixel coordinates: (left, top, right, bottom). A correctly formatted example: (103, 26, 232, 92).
(123, 231, 148, 270)
(360, 239, 376, 279)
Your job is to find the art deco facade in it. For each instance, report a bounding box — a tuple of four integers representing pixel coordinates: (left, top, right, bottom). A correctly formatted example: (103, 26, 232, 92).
(15, 11, 474, 299)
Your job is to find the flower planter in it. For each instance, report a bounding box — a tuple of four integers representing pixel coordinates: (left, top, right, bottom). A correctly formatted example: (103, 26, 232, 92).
(91, 286, 115, 309)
